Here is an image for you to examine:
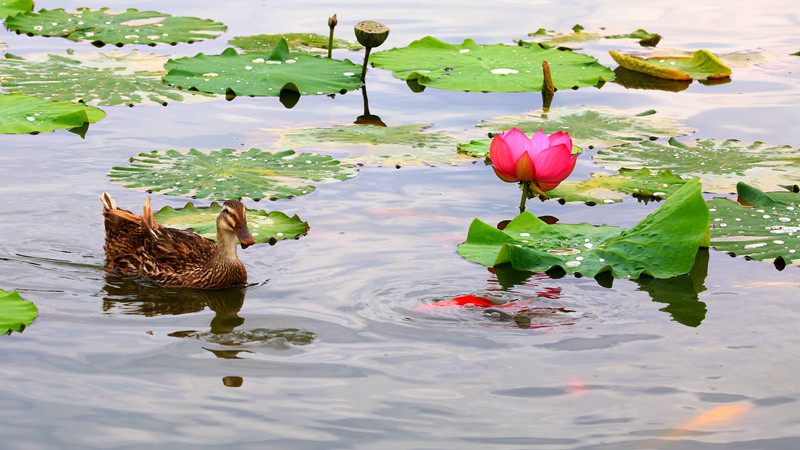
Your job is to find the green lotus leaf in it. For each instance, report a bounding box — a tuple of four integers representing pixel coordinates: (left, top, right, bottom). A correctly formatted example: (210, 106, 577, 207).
(594, 137, 800, 194)
(523, 28, 660, 50)
(0, 0, 31, 20)
(153, 202, 309, 244)
(369, 36, 614, 92)
(458, 179, 708, 279)
(707, 182, 800, 266)
(457, 139, 492, 159)
(269, 123, 474, 166)
(476, 106, 694, 149)
(547, 168, 691, 204)
(163, 41, 362, 97)
(0, 93, 105, 134)
(5, 7, 226, 46)
(0, 51, 216, 106)
(609, 49, 731, 80)
(0, 289, 37, 334)
(109, 147, 359, 201)
(458, 179, 708, 278)
(230, 33, 362, 55)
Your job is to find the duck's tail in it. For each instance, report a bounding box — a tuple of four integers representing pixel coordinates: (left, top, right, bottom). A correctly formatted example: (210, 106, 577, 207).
(99, 192, 117, 212)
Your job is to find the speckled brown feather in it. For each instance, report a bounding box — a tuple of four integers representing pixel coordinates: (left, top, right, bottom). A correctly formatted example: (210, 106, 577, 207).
(100, 193, 249, 289)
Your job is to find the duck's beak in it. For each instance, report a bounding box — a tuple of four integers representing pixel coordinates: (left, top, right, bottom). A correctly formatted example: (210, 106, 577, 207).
(236, 224, 256, 249)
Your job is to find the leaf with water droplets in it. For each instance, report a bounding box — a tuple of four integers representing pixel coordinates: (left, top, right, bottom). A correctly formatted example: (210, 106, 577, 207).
(0, 50, 216, 106)
(475, 106, 694, 149)
(370, 36, 614, 92)
(108, 147, 359, 200)
(595, 137, 800, 193)
(546, 167, 690, 204)
(268, 123, 474, 166)
(0, 93, 105, 134)
(707, 182, 800, 266)
(163, 40, 362, 97)
(0, 0, 32, 20)
(0, 289, 37, 334)
(458, 179, 709, 279)
(152, 202, 309, 244)
(5, 7, 226, 46)
(609, 49, 731, 80)
(230, 33, 362, 55)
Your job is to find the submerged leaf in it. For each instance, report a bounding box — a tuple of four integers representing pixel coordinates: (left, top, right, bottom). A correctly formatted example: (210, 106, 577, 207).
(522, 27, 660, 50)
(0, 0, 31, 19)
(230, 33, 361, 55)
(609, 49, 731, 80)
(370, 36, 614, 92)
(458, 179, 708, 279)
(5, 7, 226, 46)
(707, 183, 800, 266)
(547, 167, 690, 204)
(0, 93, 105, 134)
(594, 138, 800, 193)
(153, 202, 309, 244)
(269, 123, 472, 166)
(0, 51, 216, 106)
(0, 289, 37, 334)
(163, 42, 362, 96)
(109, 148, 359, 200)
(476, 106, 694, 149)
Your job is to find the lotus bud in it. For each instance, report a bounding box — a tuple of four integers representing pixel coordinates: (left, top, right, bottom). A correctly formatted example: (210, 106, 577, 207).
(327, 14, 338, 59)
(328, 14, 338, 28)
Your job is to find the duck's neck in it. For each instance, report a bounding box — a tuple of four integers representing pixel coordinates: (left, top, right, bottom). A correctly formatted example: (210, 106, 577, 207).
(216, 228, 239, 260)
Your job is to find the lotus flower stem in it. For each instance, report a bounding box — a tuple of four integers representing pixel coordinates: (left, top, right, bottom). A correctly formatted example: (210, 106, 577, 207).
(360, 46, 372, 82)
(327, 14, 337, 59)
(519, 181, 537, 213)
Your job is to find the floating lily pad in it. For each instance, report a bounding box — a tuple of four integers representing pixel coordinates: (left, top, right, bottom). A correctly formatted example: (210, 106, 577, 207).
(164, 40, 362, 97)
(153, 202, 309, 244)
(707, 182, 800, 266)
(5, 7, 226, 46)
(523, 27, 660, 50)
(546, 168, 690, 204)
(609, 49, 731, 80)
(270, 123, 473, 166)
(109, 148, 359, 201)
(475, 106, 694, 149)
(594, 137, 800, 193)
(230, 33, 362, 55)
(0, 51, 216, 106)
(0, 289, 37, 334)
(458, 179, 708, 280)
(0, 0, 31, 20)
(0, 93, 105, 134)
(369, 36, 614, 92)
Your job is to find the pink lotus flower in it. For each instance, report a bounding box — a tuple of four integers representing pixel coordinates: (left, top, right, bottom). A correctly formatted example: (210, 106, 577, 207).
(489, 128, 578, 196)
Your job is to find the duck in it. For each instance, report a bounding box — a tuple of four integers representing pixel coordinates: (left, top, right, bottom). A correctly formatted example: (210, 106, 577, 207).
(100, 193, 257, 289)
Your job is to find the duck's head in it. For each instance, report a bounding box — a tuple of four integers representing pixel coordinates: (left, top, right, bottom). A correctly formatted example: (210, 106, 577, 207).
(218, 200, 257, 249)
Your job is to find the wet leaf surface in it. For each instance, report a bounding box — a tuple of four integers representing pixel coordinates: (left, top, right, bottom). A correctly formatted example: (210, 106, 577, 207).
(0, 0, 31, 20)
(0, 289, 37, 334)
(5, 7, 226, 46)
(595, 137, 800, 193)
(0, 50, 216, 106)
(708, 182, 800, 266)
(0, 93, 105, 134)
(458, 179, 708, 279)
(547, 167, 690, 204)
(609, 49, 732, 80)
(476, 106, 694, 149)
(230, 33, 361, 55)
(152, 202, 309, 244)
(370, 36, 614, 92)
(108, 148, 359, 201)
(163, 39, 362, 97)
(269, 123, 474, 166)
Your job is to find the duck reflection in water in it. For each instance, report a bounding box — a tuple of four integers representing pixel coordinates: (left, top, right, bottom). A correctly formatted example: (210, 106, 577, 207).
(101, 276, 316, 359)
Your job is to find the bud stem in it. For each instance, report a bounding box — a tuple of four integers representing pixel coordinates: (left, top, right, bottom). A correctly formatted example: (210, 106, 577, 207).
(360, 46, 372, 82)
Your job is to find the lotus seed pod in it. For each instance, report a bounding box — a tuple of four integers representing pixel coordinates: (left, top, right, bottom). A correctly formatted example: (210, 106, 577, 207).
(354, 21, 389, 48)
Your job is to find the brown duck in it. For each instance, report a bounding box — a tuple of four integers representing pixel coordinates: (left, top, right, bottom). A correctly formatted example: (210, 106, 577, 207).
(100, 193, 256, 289)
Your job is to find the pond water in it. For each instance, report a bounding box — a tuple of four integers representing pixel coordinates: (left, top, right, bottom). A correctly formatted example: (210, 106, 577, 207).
(2, 0, 800, 447)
